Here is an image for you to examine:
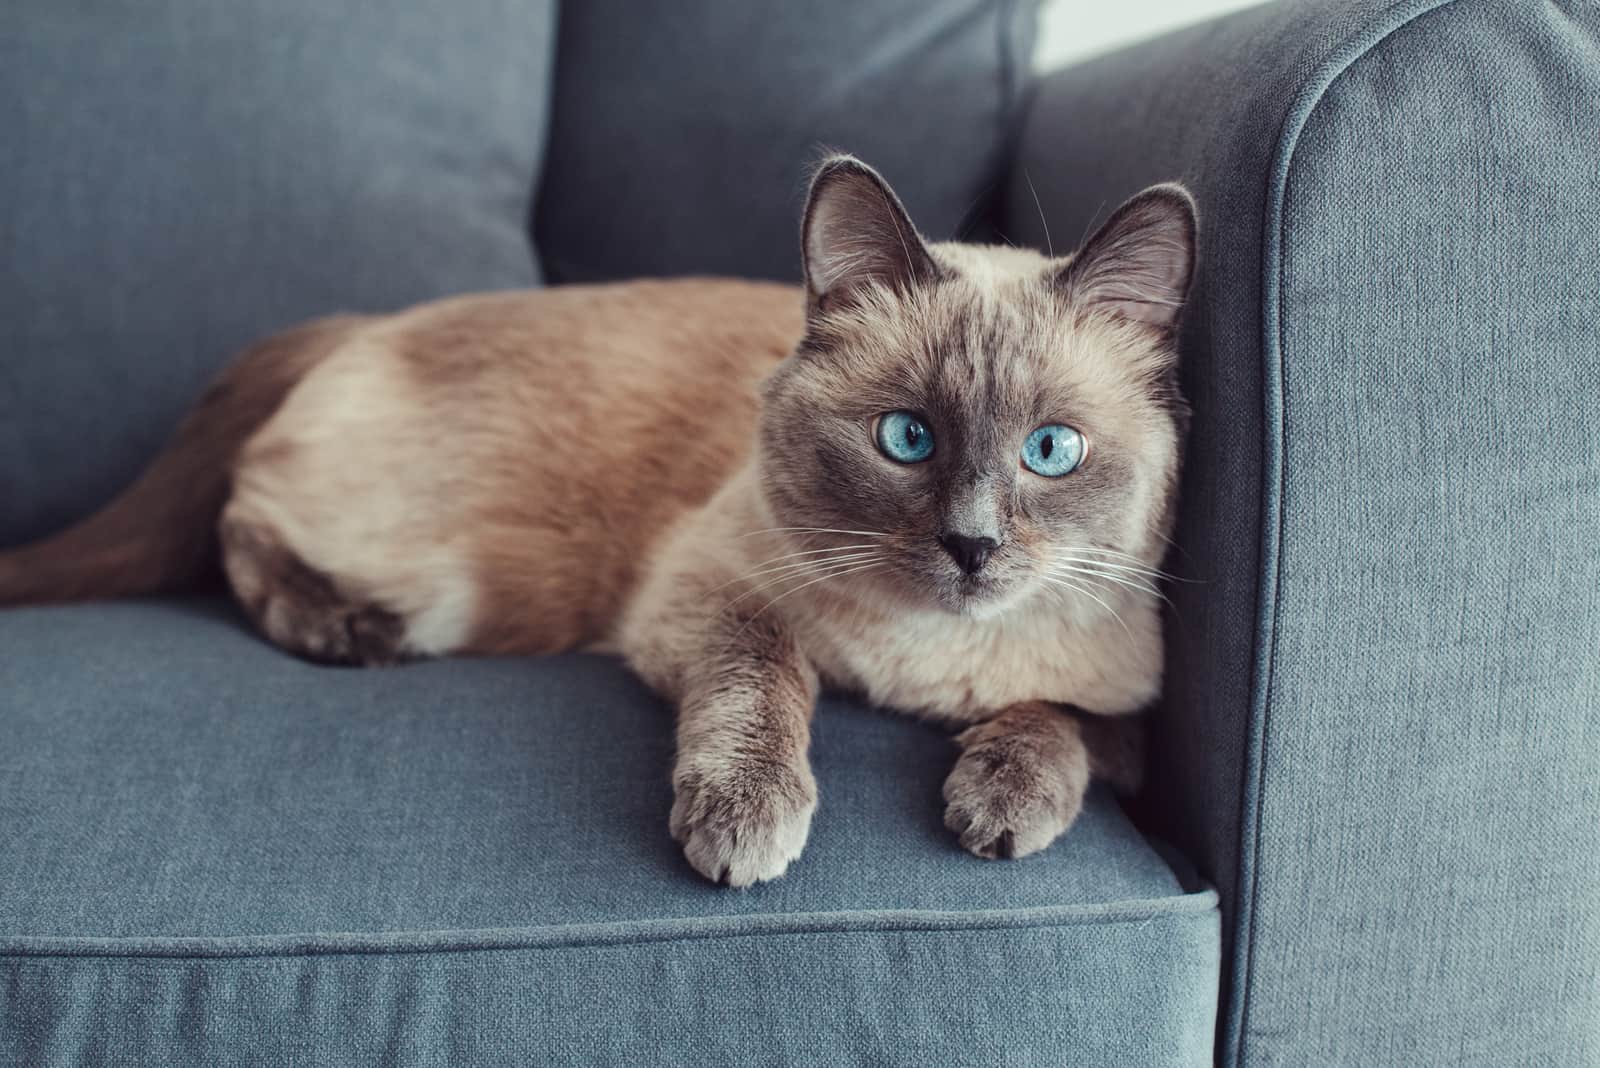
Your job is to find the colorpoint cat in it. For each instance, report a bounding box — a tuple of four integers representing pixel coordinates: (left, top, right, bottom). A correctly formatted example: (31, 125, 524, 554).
(0, 157, 1197, 885)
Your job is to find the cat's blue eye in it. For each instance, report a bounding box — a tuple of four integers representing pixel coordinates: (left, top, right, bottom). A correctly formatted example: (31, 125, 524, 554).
(1021, 424, 1085, 477)
(875, 411, 935, 464)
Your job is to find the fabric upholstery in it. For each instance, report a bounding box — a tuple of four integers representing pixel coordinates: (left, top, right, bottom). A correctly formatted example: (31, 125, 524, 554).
(534, 0, 1036, 284)
(0, 600, 1219, 1065)
(0, 0, 557, 548)
(1006, 1, 1600, 1063)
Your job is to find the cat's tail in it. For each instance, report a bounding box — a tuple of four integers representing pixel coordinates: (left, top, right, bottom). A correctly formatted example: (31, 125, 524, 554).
(0, 315, 370, 606)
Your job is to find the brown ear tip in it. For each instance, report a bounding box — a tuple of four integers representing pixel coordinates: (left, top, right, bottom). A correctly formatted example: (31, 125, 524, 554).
(1144, 181, 1195, 201)
(1132, 183, 1200, 233)
(810, 152, 891, 187)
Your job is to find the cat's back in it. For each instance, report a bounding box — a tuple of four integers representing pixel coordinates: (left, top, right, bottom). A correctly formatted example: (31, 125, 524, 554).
(232, 278, 804, 655)
(250, 276, 804, 486)
(381, 278, 804, 392)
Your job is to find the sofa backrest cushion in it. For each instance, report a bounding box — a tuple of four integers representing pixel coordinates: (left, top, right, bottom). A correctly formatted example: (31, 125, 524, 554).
(534, 0, 1037, 284)
(0, 1, 556, 546)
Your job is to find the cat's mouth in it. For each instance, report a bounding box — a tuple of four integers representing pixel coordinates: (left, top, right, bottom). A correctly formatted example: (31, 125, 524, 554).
(954, 572, 997, 596)
(940, 570, 1015, 617)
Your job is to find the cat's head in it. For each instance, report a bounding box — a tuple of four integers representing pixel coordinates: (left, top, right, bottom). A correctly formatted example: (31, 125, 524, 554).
(757, 155, 1195, 619)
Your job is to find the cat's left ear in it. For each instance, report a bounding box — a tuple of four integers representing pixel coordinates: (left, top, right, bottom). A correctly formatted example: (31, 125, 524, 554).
(801, 155, 940, 314)
(1056, 184, 1198, 332)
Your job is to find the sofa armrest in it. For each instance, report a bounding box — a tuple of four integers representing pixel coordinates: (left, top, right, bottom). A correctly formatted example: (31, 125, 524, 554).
(1006, 1, 1600, 1063)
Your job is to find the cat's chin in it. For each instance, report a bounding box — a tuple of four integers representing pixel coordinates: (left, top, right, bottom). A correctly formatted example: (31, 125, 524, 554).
(936, 581, 1021, 621)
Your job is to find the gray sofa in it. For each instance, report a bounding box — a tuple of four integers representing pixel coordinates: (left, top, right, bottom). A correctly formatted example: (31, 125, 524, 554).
(2, 1, 1596, 1064)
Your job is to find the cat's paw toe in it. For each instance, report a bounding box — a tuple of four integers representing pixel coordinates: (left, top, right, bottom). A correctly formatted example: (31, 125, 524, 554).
(671, 758, 816, 887)
(942, 736, 1086, 860)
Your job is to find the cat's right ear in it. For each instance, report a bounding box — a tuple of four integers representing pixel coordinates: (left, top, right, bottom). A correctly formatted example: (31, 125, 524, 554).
(1055, 184, 1198, 333)
(801, 156, 939, 314)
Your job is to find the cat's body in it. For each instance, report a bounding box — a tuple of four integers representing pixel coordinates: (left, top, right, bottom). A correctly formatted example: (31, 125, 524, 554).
(0, 158, 1195, 885)
(221, 280, 803, 663)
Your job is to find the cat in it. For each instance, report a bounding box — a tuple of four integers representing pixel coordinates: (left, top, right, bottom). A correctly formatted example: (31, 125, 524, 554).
(0, 156, 1196, 886)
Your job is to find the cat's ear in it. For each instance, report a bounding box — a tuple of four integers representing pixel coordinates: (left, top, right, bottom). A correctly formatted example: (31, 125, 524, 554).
(1056, 184, 1197, 332)
(802, 156, 939, 313)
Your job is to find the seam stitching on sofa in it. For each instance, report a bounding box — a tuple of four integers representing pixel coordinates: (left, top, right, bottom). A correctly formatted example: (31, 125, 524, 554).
(1227, 1, 1466, 1065)
(0, 889, 1219, 961)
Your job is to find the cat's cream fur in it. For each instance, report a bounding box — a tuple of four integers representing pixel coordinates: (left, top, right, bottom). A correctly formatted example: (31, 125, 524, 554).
(0, 157, 1196, 886)
(217, 280, 803, 661)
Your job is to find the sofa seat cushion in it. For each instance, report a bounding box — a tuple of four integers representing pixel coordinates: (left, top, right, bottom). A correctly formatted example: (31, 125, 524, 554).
(0, 599, 1218, 1065)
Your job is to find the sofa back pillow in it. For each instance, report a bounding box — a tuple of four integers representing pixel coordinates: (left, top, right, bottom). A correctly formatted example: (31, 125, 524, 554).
(535, 0, 1037, 283)
(0, 1, 557, 545)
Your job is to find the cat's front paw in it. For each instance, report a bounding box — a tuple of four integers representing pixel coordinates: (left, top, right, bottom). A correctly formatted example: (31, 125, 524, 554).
(670, 755, 817, 887)
(942, 713, 1089, 860)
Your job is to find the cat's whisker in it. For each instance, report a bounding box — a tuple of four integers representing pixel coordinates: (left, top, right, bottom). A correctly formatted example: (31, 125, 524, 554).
(1048, 563, 1158, 597)
(1038, 573, 1095, 610)
(710, 543, 879, 589)
(724, 556, 880, 605)
(749, 543, 881, 566)
(733, 550, 882, 585)
(1051, 554, 1172, 591)
(744, 561, 884, 628)
(1077, 198, 1109, 249)
(1040, 577, 1091, 616)
(1024, 170, 1053, 259)
(1050, 562, 1182, 618)
(1051, 556, 1164, 583)
(719, 554, 884, 614)
(1153, 529, 1200, 568)
(1049, 559, 1167, 593)
(1050, 564, 1179, 616)
(1055, 545, 1161, 567)
(1049, 549, 1203, 585)
(1059, 544, 1149, 560)
(701, 549, 882, 601)
(724, 559, 876, 628)
(1037, 574, 1134, 638)
(737, 527, 889, 540)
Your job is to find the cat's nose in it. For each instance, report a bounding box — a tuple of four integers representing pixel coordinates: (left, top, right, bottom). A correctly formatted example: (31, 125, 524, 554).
(939, 533, 998, 575)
